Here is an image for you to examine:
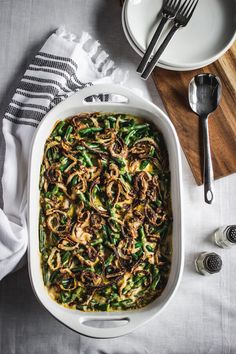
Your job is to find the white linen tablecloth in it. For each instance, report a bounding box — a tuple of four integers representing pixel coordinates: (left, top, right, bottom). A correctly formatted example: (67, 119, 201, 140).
(0, 1, 235, 353)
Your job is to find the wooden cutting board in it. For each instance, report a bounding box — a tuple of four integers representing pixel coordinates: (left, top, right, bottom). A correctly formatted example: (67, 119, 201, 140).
(152, 44, 236, 185)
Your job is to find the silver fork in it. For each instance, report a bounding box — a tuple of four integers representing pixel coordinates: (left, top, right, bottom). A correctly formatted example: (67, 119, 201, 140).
(137, 0, 181, 74)
(141, 0, 199, 80)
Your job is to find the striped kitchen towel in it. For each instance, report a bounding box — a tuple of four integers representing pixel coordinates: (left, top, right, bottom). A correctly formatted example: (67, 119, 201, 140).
(0, 26, 124, 281)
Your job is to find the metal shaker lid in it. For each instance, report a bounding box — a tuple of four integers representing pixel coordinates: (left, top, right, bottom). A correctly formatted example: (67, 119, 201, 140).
(204, 253, 222, 273)
(226, 226, 236, 243)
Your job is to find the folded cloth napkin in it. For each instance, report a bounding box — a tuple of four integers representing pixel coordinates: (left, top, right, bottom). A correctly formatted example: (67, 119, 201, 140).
(0, 26, 124, 281)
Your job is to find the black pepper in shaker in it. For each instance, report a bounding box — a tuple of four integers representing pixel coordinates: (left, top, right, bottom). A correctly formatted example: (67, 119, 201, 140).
(195, 252, 222, 275)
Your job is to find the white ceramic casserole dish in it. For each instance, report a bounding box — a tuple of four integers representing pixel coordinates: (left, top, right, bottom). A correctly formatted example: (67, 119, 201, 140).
(28, 84, 183, 338)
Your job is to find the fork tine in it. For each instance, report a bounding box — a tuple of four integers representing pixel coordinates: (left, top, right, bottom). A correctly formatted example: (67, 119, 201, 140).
(176, 0, 182, 9)
(182, 0, 195, 17)
(172, 0, 180, 8)
(177, 0, 190, 13)
(178, 0, 192, 15)
(186, 0, 199, 19)
(166, 0, 173, 7)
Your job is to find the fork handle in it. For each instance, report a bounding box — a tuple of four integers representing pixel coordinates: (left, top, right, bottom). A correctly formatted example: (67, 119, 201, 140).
(141, 24, 179, 80)
(137, 16, 168, 74)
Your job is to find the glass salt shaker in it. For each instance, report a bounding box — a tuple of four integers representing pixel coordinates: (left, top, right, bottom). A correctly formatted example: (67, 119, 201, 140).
(214, 225, 236, 248)
(195, 252, 222, 275)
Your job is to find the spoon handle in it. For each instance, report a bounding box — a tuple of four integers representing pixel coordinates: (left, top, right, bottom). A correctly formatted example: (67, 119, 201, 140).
(201, 115, 214, 204)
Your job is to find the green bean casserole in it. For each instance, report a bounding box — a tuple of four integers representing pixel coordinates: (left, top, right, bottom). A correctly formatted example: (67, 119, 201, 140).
(39, 112, 172, 311)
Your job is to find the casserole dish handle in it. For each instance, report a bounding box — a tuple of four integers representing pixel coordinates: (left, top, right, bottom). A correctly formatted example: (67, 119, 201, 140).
(77, 84, 145, 108)
(69, 314, 143, 338)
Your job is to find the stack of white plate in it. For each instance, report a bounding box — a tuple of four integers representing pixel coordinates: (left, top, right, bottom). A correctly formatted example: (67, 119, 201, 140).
(122, 0, 236, 71)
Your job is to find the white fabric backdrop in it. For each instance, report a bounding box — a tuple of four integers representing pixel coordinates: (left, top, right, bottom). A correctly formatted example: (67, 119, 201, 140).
(0, 1, 235, 353)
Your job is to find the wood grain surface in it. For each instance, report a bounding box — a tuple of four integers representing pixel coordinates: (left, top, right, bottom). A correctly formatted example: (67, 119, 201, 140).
(152, 43, 236, 185)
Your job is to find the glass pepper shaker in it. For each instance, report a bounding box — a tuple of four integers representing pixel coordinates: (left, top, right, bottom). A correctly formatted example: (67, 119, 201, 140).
(195, 252, 222, 275)
(214, 225, 236, 248)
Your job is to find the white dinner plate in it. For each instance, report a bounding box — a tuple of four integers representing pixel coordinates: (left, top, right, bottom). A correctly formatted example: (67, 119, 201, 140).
(122, 7, 191, 71)
(123, 0, 236, 70)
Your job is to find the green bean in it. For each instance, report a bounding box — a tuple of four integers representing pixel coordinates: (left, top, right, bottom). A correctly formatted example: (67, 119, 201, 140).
(61, 251, 70, 264)
(45, 191, 52, 198)
(111, 284, 118, 292)
(132, 253, 139, 261)
(120, 299, 133, 307)
(144, 263, 151, 270)
(138, 226, 146, 241)
(49, 269, 60, 284)
(59, 157, 70, 171)
(47, 149, 53, 162)
(94, 263, 103, 275)
(105, 254, 115, 267)
(115, 157, 126, 169)
(91, 239, 103, 246)
(122, 285, 132, 295)
(134, 277, 144, 287)
(151, 274, 160, 290)
(76, 145, 86, 151)
(39, 211, 45, 223)
(71, 175, 78, 186)
(61, 278, 72, 288)
(52, 149, 60, 161)
(117, 114, 128, 122)
(156, 199, 162, 207)
(39, 228, 46, 252)
(107, 116, 116, 122)
(86, 143, 100, 149)
(101, 159, 108, 167)
(132, 124, 149, 130)
(125, 124, 149, 142)
(52, 185, 59, 195)
(149, 146, 155, 157)
(146, 244, 154, 252)
(110, 208, 116, 218)
(82, 151, 93, 167)
(135, 248, 143, 258)
(51, 233, 58, 245)
(94, 185, 101, 193)
(95, 303, 110, 311)
(43, 268, 50, 286)
(123, 172, 132, 184)
(79, 127, 103, 136)
(104, 120, 111, 128)
(140, 160, 149, 170)
(64, 125, 73, 140)
(52, 121, 66, 137)
(59, 215, 67, 225)
(102, 224, 110, 241)
(124, 130, 137, 145)
(133, 273, 143, 282)
(135, 242, 143, 248)
(60, 291, 72, 303)
(151, 266, 159, 277)
(77, 191, 86, 203)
